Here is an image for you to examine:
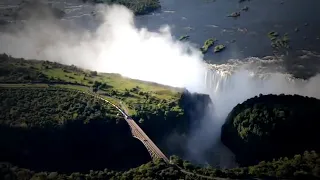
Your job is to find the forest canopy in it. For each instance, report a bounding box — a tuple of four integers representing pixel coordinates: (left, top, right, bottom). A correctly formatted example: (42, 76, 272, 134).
(0, 88, 120, 128)
(1, 151, 319, 180)
(221, 94, 320, 166)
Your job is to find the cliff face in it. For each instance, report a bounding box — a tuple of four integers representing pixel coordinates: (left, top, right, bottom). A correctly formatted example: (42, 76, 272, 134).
(134, 88, 213, 159)
(179, 89, 212, 129)
(160, 89, 213, 158)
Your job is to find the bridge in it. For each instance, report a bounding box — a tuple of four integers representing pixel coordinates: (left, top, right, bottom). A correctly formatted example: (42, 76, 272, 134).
(95, 94, 170, 162)
(95, 93, 223, 180)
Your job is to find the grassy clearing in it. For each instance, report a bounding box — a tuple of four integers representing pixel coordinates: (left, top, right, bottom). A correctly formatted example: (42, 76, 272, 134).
(0, 83, 49, 88)
(0, 54, 183, 115)
(95, 72, 181, 99)
(53, 84, 91, 92)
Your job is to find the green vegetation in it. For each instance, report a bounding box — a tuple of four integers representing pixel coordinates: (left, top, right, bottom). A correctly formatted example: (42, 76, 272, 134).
(0, 54, 213, 173)
(200, 38, 216, 54)
(267, 31, 279, 40)
(190, 151, 319, 179)
(0, 54, 211, 139)
(92, 0, 161, 15)
(200, 40, 225, 54)
(179, 35, 190, 41)
(0, 87, 152, 172)
(0, 88, 120, 127)
(221, 94, 320, 166)
(0, 53, 182, 116)
(213, 44, 226, 53)
(267, 31, 290, 51)
(1, 54, 319, 179)
(172, 151, 320, 179)
(1, 151, 319, 179)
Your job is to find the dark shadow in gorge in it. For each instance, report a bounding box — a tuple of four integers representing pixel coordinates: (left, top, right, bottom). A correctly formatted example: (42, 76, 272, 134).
(0, 119, 150, 173)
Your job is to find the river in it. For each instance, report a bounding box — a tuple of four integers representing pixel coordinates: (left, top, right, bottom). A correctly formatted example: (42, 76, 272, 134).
(138, 0, 320, 63)
(2, 0, 320, 64)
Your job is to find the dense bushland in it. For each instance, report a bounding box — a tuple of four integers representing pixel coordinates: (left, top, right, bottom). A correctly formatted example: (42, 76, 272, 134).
(221, 94, 320, 166)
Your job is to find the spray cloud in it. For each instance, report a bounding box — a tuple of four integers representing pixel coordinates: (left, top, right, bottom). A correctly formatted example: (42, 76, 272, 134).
(0, 4, 206, 92)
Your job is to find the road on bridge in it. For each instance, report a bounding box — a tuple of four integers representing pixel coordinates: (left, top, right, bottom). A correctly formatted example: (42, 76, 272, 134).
(95, 94, 170, 162)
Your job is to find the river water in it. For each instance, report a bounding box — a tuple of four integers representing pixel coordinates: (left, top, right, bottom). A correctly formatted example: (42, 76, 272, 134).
(1, 0, 320, 78)
(137, 0, 320, 62)
(2, 0, 320, 63)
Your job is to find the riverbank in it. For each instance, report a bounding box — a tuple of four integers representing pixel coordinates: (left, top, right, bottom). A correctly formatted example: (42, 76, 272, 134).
(92, 0, 161, 15)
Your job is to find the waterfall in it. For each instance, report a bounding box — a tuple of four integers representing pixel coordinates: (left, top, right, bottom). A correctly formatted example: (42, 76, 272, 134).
(187, 60, 320, 168)
(204, 69, 232, 94)
(203, 61, 320, 130)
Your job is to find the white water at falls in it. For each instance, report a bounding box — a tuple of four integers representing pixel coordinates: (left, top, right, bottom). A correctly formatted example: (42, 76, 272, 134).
(204, 70, 232, 94)
(186, 63, 320, 168)
(203, 66, 319, 119)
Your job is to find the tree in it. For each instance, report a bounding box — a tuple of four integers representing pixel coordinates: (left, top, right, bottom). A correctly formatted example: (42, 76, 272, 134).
(139, 118, 144, 124)
(93, 81, 102, 88)
(92, 87, 98, 93)
(221, 94, 320, 166)
(170, 155, 183, 166)
(99, 83, 107, 89)
(90, 71, 98, 76)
